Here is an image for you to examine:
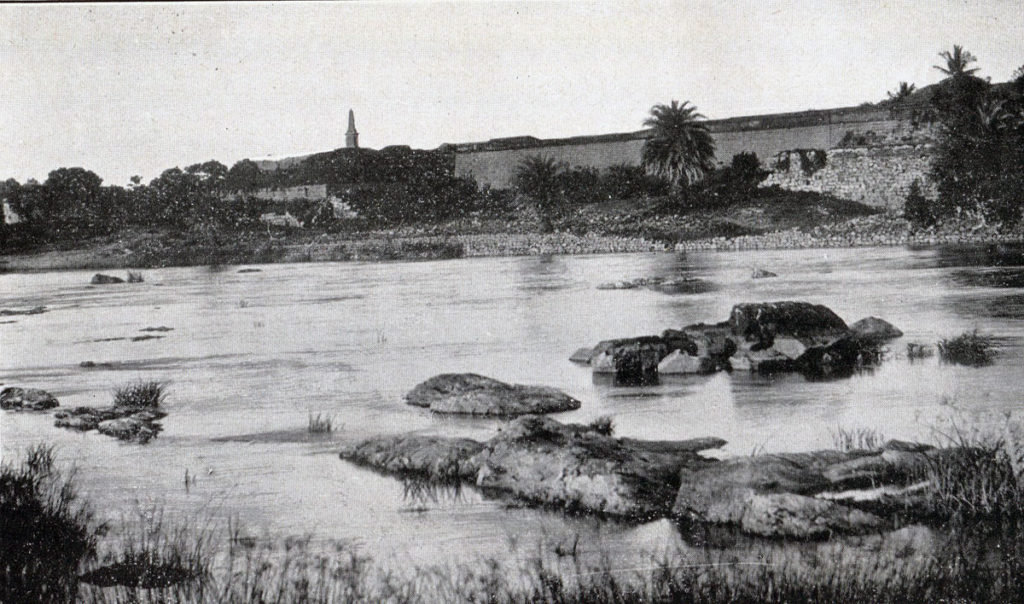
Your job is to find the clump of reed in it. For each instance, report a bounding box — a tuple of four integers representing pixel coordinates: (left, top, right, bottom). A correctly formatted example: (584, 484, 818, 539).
(588, 415, 615, 437)
(937, 330, 996, 366)
(126, 271, 144, 283)
(831, 426, 886, 452)
(906, 342, 934, 360)
(1, 445, 98, 604)
(112, 381, 167, 409)
(307, 412, 334, 434)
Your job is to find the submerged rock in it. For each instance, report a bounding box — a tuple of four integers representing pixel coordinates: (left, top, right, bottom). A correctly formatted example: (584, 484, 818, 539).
(0, 387, 59, 411)
(0, 306, 46, 316)
(751, 268, 778, 279)
(91, 273, 125, 284)
(405, 373, 581, 416)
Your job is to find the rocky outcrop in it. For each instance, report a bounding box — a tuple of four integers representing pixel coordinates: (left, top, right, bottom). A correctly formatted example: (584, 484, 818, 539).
(850, 316, 904, 343)
(339, 417, 959, 538)
(54, 405, 166, 443)
(342, 415, 723, 519)
(405, 374, 581, 416)
(0, 387, 59, 411)
(575, 301, 889, 380)
(596, 276, 713, 294)
(91, 273, 125, 284)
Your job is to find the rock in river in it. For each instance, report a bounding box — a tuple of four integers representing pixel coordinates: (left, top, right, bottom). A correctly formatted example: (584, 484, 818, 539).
(91, 273, 125, 284)
(340, 416, 962, 538)
(55, 404, 166, 443)
(849, 316, 904, 343)
(405, 373, 581, 416)
(0, 386, 59, 411)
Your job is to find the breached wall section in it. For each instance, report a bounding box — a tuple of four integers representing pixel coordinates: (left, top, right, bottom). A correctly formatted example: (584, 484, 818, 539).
(761, 145, 937, 210)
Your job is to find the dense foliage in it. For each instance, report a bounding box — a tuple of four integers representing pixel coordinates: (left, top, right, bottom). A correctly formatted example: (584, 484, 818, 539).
(925, 48, 1024, 227)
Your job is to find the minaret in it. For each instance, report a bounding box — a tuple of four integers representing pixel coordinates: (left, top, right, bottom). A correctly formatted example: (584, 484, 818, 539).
(345, 109, 359, 148)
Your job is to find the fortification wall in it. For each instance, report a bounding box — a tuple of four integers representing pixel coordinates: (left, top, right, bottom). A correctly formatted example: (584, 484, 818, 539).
(761, 145, 937, 210)
(454, 138, 646, 189)
(454, 108, 931, 190)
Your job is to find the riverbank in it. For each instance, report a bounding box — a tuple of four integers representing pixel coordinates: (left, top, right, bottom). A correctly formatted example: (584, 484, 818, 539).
(3, 203, 1023, 272)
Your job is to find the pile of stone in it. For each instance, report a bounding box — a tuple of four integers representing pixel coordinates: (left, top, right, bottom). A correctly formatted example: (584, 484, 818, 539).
(571, 301, 902, 380)
(340, 415, 950, 539)
(55, 402, 166, 444)
(0, 387, 59, 411)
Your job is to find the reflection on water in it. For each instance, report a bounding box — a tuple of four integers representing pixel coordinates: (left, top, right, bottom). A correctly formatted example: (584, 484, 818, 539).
(1, 243, 1023, 568)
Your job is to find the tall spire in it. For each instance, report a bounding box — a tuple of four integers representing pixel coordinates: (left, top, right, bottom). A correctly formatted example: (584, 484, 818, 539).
(345, 109, 359, 148)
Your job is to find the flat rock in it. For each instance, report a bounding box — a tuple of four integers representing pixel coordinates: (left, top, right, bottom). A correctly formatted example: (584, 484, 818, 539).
(657, 350, 716, 374)
(569, 347, 594, 364)
(343, 435, 484, 479)
(0, 387, 59, 411)
(91, 273, 125, 284)
(405, 373, 581, 416)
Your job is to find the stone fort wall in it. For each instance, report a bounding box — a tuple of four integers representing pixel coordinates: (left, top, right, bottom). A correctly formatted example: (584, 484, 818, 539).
(452, 105, 936, 208)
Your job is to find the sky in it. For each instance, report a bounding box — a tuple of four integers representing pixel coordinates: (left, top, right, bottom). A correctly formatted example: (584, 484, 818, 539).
(2, 0, 1022, 185)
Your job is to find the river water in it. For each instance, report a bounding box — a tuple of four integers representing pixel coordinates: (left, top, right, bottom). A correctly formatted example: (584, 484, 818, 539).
(2, 244, 1023, 568)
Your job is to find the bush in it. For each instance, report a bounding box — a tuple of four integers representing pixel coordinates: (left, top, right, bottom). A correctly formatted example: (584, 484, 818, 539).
(588, 415, 615, 437)
(937, 330, 996, 366)
(113, 381, 167, 408)
(903, 179, 936, 228)
(1, 445, 98, 603)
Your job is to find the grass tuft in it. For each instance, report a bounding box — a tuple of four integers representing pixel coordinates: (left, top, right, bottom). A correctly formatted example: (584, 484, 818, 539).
(126, 271, 145, 283)
(113, 381, 167, 409)
(937, 330, 996, 366)
(831, 427, 886, 452)
(588, 415, 615, 437)
(307, 412, 334, 434)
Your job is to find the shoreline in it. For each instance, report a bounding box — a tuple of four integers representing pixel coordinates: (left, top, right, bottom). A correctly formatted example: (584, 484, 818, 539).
(3, 216, 1024, 273)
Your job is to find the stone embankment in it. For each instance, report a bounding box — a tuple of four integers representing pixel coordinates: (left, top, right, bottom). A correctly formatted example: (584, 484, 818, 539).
(676, 213, 1024, 252)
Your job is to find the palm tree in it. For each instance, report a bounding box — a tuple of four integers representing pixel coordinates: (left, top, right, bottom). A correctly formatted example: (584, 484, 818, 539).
(934, 45, 979, 78)
(887, 82, 916, 102)
(514, 155, 564, 232)
(641, 100, 715, 190)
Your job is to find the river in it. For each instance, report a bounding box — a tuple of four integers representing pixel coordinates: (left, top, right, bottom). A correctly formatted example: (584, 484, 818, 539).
(2, 244, 1023, 569)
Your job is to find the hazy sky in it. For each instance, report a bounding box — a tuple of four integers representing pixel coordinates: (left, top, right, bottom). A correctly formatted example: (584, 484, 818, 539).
(2, 1, 1022, 185)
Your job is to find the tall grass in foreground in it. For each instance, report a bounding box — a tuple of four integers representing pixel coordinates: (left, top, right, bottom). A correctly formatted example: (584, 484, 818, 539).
(1, 445, 98, 604)
(113, 381, 167, 408)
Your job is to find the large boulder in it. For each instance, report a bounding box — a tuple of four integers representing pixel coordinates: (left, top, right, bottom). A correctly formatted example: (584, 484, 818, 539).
(850, 317, 904, 343)
(0, 387, 59, 411)
(405, 374, 581, 416)
(589, 336, 669, 382)
(91, 273, 125, 285)
(681, 322, 737, 361)
(728, 302, 865, 376)
(470, 416, 720, 518)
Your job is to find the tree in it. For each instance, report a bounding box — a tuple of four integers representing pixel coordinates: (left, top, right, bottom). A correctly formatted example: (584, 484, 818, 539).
(513, 155, 565, 232)
(934, 45, 979, 78)
(641, 100, 716, 191)
(887, 82, 916, 103)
